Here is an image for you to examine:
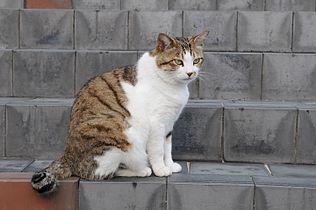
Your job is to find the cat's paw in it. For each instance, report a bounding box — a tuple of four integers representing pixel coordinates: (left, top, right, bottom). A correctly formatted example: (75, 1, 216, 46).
(153, 166, 172, 177)
(167, 162, 182, 173)
(137, 167, 152, 177)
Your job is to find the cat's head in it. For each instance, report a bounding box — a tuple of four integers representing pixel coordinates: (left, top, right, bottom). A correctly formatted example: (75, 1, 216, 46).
(151, 31, 209, 85)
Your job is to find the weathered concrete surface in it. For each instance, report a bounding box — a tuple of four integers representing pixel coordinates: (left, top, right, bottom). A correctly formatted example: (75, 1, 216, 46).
(121, 0, 168, 10)
(6, 99, 73, 159)
(168, 174, 254, 210)
(184, 11, 237, 51)
(0, 159, 32, 172)
(262, 54, 316, 101)
(217, 0, 263, 10)
(20, 10, 73, 49)
(73, 0, 119, 9)
(0, 50, 12, 96)
(199, 52, 262, 100)
(265, 0, 315, 11)
(297, 105, 316, 164)
(169, 0, 216, 10)
(173, 102, 222, 161)
(224, 102, 297, 163)
(129, 11, 182, 50)
(0, 0, 22, 8)
(254, 176, 316, 210)
(293, 12, 316, 52)
(13, 50, 75, 97)
(238, 12, 292, 52)
(76, 10, 128, 50)
(79, 177, 166, 210)
(191, 162, 270, 176)
(0, 9, 18, 49)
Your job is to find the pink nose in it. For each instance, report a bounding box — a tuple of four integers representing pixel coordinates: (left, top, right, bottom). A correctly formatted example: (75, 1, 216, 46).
(187, 72, 194, 77)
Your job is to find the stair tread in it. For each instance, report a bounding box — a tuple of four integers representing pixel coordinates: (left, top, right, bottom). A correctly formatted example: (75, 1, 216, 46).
(2, 159, 316, 182)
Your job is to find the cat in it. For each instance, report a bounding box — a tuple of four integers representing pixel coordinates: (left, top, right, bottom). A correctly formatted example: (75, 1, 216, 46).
(31, 31, 209, 194)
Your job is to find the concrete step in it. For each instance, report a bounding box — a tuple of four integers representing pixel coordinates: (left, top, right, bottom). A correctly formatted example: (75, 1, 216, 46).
(1, 98, 316, 164)
(1, 159, 316, 209)
(1, 49, 316, 101)
(2, 0, 316, 11)
(0, 9, 315, 52)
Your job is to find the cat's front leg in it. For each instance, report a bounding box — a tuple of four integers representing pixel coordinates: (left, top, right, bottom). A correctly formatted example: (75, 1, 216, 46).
(147, 122, 172, 177)
(164, 133, 182, 173)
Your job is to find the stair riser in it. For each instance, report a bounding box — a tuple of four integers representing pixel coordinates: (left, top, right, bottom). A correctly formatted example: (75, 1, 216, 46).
(2, 50, 316, 101)
(2, 100, 316, 164)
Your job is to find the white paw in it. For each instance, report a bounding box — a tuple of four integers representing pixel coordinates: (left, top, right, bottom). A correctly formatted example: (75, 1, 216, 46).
(167, 162, 182, 173)
(137, 167, 152, 177)
(153, 166, 172, 177)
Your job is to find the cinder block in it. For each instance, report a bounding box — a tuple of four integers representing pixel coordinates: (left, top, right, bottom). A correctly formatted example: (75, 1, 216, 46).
(0, 0, 22, 8)
(75, 10, 128, 50)
(76, 51, 138, 92)
(262, 54, 316, 101)
(265, 0, 315, 11)
(168, 0, 216, 10)
(224, 102, 297, 163)
(238, 12, 292, 52)
(121, 0, 168, 10)
(79, 177, 166, 210)
(168, 174, 254, 210)
(0, 9, 18, 49)
(183, 11, 237, 51)
(269, 164, 316, 178)
(254, 176, 316, 210)
(0, 160, 32, 172)
(188, 80, 198, 99)
(25, 0, 72, 9)
(6, 99, 73, 159)
(199, 53, 262, 100)
(0, 105, 4, 156)
(0, 50, 12, 96)
(296, 106, 316, 164)
(20, 10, 73, 49)
(13, 50, 75, 97)
(217, 0, 263, 10)
(129, 11, 182, 50)
(172, 102, 222, 161)
(293, 12, 316, 52)
(73, 0, 119, 9)
(0, 173, 79, 210)
(191, 162, 270, 176)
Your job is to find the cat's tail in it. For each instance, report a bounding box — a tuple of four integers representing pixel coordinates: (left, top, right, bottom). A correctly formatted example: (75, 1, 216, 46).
(31, 158, 72, 194)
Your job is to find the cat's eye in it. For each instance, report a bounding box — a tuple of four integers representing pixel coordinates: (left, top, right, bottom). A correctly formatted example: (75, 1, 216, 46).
(174, 59, 184, 66)
(193, 58, 203, 65)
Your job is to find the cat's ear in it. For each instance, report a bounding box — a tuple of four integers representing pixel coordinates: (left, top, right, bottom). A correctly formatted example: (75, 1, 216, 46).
(189, 31, 209, 47)
(156, 33, 176, 52)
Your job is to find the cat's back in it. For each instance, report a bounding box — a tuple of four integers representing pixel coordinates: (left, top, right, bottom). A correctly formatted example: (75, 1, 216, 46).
(67, 65, 137, 152)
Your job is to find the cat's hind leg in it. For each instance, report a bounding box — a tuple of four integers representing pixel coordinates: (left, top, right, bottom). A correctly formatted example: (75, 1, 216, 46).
(115, 167, 152, 177)
(93, 148, 122, 179)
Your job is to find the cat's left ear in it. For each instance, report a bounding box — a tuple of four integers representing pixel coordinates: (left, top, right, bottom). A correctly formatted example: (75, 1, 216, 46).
(189, 31, 209, 47)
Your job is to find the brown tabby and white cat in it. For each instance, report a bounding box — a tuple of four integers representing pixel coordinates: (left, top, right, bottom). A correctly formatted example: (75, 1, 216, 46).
(31, 31, 208, 193)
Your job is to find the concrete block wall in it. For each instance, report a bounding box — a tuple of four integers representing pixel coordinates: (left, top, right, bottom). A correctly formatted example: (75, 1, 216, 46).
(0, 1, 315, 164)
(0, 9, 315, 101)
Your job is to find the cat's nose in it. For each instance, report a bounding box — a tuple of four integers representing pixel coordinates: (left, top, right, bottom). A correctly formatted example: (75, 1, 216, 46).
(186, 72, 194, 77)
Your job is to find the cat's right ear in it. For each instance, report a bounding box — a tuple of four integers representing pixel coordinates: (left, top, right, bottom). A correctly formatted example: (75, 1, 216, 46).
(156, 33, 176, 52)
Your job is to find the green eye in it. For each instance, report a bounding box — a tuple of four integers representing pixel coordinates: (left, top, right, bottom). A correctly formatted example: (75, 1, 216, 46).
(193, 58, 203, 65)
(174, 59, 184, 66)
